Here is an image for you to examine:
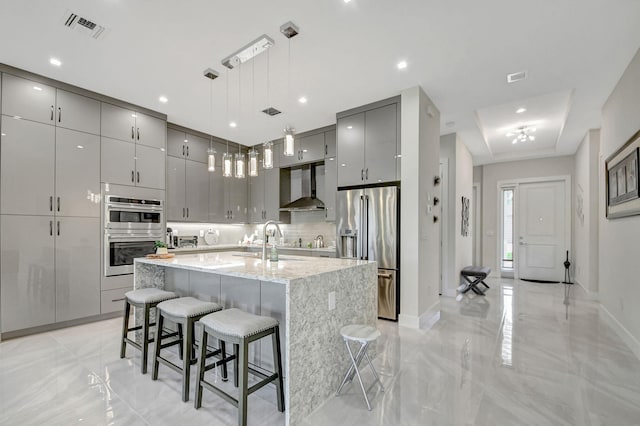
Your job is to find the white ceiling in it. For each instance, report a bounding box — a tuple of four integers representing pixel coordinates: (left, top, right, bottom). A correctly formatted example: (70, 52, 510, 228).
(1, 0, 639, 165)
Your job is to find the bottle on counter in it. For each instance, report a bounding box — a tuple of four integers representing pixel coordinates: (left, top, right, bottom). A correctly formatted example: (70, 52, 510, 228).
(270, 244, 279, 262)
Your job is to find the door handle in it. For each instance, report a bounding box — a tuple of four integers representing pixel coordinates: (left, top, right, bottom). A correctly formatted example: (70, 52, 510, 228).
(137, 128, 140, 140)
(131, 126, 135, 140)
(186, 207, 189, 218)
(325, 145, 328, 156)
(58, 107, 61, 123)
(519, 241, 527, 245)
(361, 169, 364, 181)
(131, 170, 135, 183)
(186, 146, 189, 157)
(111, 297, 126, 303)
(57, 197, 60, 212)
(57, 221, 60, 236)
(49, 196, 53, 212)
(50, 105, 54, 121)
(378, 273, 393, 279)
(365, 168, 368, 180)
(137, 171, 140, 183)
(183, 207, 185, 218)
(49, 220, 53, 236)
(183, 145, 185, 156)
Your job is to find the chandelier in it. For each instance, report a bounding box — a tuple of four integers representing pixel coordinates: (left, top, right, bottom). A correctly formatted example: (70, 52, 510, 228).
(506, 126, 536, 144)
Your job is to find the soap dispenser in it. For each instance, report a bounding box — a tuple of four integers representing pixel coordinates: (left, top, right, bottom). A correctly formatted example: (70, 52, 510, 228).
(270, 243, 279, 262)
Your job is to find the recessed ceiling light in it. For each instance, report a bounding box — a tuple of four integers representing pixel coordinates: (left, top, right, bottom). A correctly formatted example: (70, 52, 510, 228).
(397, 61, 408, 70)
(341, 163, 346, 167)
(329, 157, 335, 161)
(347, 126, 353, 129)
(344, 0, 352, 3)
(159, 96, 168, 103)
(33, 86, 43, 91)
(50, 58, 62, 67)
(160, 148, 165, 152)
(131, 113, 137, 118)
(229, 121, 237, 128)
(76, 145, 84, 149)
(1, 133, 6, 136)
(298, 96, 307, 104)
(516, 108, 526, 114)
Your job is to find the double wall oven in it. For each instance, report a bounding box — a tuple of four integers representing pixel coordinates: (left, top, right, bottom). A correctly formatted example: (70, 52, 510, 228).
(104, 195, 164, 276)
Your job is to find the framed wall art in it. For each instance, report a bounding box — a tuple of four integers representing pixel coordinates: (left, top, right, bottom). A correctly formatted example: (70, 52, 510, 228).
(606, 129, 640, 219)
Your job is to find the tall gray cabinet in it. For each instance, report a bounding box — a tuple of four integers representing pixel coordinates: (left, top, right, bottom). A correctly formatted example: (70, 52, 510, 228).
(1, 72, 101, 332)
(249, 143, 282, 223)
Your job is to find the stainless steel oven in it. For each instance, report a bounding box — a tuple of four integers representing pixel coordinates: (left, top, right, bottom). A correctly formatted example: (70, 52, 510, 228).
(105, 195, 163, 231)
(104, 230, 163, 276)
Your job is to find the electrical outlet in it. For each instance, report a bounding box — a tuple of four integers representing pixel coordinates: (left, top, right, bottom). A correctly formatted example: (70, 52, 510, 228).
(328, 291, 336, 311)
(199, 230, 205, 237)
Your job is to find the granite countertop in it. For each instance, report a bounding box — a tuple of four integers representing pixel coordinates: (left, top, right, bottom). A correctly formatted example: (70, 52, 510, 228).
(169, 244, 336, 254)
(135, 251, 370, 284)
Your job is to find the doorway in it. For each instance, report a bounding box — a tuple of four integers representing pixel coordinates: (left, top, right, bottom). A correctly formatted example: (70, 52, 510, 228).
(498, 176, 571, 281)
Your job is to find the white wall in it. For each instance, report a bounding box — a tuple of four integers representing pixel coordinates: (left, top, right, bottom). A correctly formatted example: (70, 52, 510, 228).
(599, 48, 640, 356)
(400, 86, 441, 329)
(480, 156, 575, 275)
(440, 133, 473, 295)
(573, 129, 599, 296)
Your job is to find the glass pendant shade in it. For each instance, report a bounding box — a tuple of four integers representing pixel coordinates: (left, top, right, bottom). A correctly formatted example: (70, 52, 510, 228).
(207, 148, 216, 172)
(248, 149, 259, 177)
(223, 152, 233, 177)
(235, 153, 246, 178)
(283, 130, 295, 157)
(263, 142, 274, 169)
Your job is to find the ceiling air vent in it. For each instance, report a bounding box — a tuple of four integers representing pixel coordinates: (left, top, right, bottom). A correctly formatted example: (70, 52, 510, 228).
(507, 70, 527, 84)
(262, 107, 281, 116)
(62, 10, 108, 40)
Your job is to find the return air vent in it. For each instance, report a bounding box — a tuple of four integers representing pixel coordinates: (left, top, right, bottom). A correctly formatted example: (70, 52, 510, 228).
(62, 10, 108, 40)
(507, 70, 527, 84)
(262, 107, 282, 116)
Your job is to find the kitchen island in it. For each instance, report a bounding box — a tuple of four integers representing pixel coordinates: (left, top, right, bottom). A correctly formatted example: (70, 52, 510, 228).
(134, 251, 377, 425)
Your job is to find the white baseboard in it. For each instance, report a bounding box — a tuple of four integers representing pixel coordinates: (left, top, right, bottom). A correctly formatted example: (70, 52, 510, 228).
(574, 279, 599, 301)
(441, 288, 457, 298)
(398, 301, 440, 330)
(599, 304, 640, 361)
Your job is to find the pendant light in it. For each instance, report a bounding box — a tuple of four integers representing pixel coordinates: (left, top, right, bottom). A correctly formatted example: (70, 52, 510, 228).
(283, 128, 295, 156)
(234, 62, 245, 179)
(206, 74, 216, 172)
(248, 148, 259, 176)
(282, 23, 298, 157)
(223, 69, 234, 177)
(235, 145, 246, 179)
(263, 141, 274, 169)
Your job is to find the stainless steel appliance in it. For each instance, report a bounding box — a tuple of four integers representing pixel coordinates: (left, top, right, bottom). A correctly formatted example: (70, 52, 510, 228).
(104, 195, 164, 276)
(336, 186, 399, 320)
(174, 236, 198, 248)
(104, 195, 163, 231)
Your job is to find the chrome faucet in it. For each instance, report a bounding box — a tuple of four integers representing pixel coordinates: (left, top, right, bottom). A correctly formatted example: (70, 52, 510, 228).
(262, 220, 283, 261)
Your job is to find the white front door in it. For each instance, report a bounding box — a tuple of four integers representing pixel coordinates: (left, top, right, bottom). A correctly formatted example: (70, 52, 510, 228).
(517, 180, 567, 281)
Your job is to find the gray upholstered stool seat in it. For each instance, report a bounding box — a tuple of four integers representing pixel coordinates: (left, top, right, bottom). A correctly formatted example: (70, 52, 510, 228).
(460, 266, 492, 296)
(152, 297, 224, 402)
(120, 288, 178, 374)
(195, 308, 285, 426)
(336, 324, 384, 411)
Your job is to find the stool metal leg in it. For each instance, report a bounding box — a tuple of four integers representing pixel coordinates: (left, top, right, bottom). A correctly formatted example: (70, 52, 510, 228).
(272, 326, 285, 412)
(345, 340, 372, 411)
(363, 351, 384, 392)
(220, 340, 228, 381)
(152, 312, 164, 380)
(237, 338, 249, 426)
(336, 341, 367, 394)
(120, 300, 131, 359)
(233, 344, 239, 388)
(182, 318, 194, 402)
(141, 303, 151, 374)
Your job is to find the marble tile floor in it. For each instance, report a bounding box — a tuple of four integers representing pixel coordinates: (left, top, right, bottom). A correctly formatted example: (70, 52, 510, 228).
(1, 278, 640, 425)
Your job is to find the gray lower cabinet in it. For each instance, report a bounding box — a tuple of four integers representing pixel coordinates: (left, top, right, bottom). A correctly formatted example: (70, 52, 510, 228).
(1, 215, 56, 332)
(0, 116, 55, 215)
(55, 217, 100, 322)
(260, 281, 286, 374)
(220, 276, 261, 365)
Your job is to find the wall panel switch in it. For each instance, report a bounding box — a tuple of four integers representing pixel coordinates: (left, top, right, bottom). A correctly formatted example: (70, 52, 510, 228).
(328, 291, 336, 311)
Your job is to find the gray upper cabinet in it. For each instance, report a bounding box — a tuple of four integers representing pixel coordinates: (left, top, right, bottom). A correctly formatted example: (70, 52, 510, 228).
(364, 104, 398, 184)
(185, 160, 210, 221)
(55, 89, 100, 135)
(249, 172, 265, 223)
(249, 146, 281, 224)
(167, 156, 186, 221)
(208, 163, 227, 223)
(101, 137, 136, 186)
(101, 102, 166, 149)
(135, 144, 166, 189)
(167, 128, 210, 164)
(1, 116, 55, 216)
(2, 73, 56, 125)
(55, 216, 100, 322)
(55, 128, 100, 217)
(337, 100, 399, 187)
(1, 215, 56, 332)
(280, 132, 325, 167)
(227, 174, 248, 223)
(337, 112, 365, 187)
(324, 130, 337, 222)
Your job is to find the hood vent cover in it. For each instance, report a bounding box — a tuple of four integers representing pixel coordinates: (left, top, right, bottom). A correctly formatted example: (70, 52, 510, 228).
(62, 10, 108, 40)
(280, 164, 325, 212)
(262, 107, 281, 116)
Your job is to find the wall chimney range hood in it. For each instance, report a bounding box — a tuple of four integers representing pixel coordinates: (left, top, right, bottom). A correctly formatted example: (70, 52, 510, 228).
(280, 164, 325, 212)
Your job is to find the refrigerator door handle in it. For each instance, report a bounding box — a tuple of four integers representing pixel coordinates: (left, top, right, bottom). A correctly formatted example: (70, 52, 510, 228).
(359, 195, 364, 260)
(363, 195, 369, 260)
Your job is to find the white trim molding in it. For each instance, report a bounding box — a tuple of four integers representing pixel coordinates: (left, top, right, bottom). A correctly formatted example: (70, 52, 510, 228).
(399, 301, 441, 330)
(599, 304, 640, 361)
(574, 279, 599, 301)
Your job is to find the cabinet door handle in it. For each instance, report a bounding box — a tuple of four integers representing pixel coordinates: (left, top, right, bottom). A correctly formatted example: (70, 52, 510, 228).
(49, 220, 53, 236)
(137, 128, 140, 140)
(361, 169, 364, 181)
(58, 107, 61, 123)
(182, 145, 185, 156)
(131, 170, 135, 182)
(325, 145, 328, 155)
(111, 297, 126, 302)
(186, 146, 189, 157)
(49, 196, 53, 211)
(57, 221, 60, 236)
(131, 126, 135, 140)
(137, 171, 140, 183)
(57, 197, 60, 212)
(50, 105, 54, 121)
(186, 207, 189, 218)
(183, 207, 185, 218)
(366, 168, 368, 180)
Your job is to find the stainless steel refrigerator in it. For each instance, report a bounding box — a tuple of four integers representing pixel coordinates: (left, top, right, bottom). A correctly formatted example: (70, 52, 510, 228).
(336, 186, 399, 320)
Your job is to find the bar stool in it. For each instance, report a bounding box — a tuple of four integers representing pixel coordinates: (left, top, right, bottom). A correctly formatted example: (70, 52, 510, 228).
(152, 297, 223, 402)
(194, 308, 285, 426)
(120, 288, 178, 374)
(336, 324, 385, 410)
